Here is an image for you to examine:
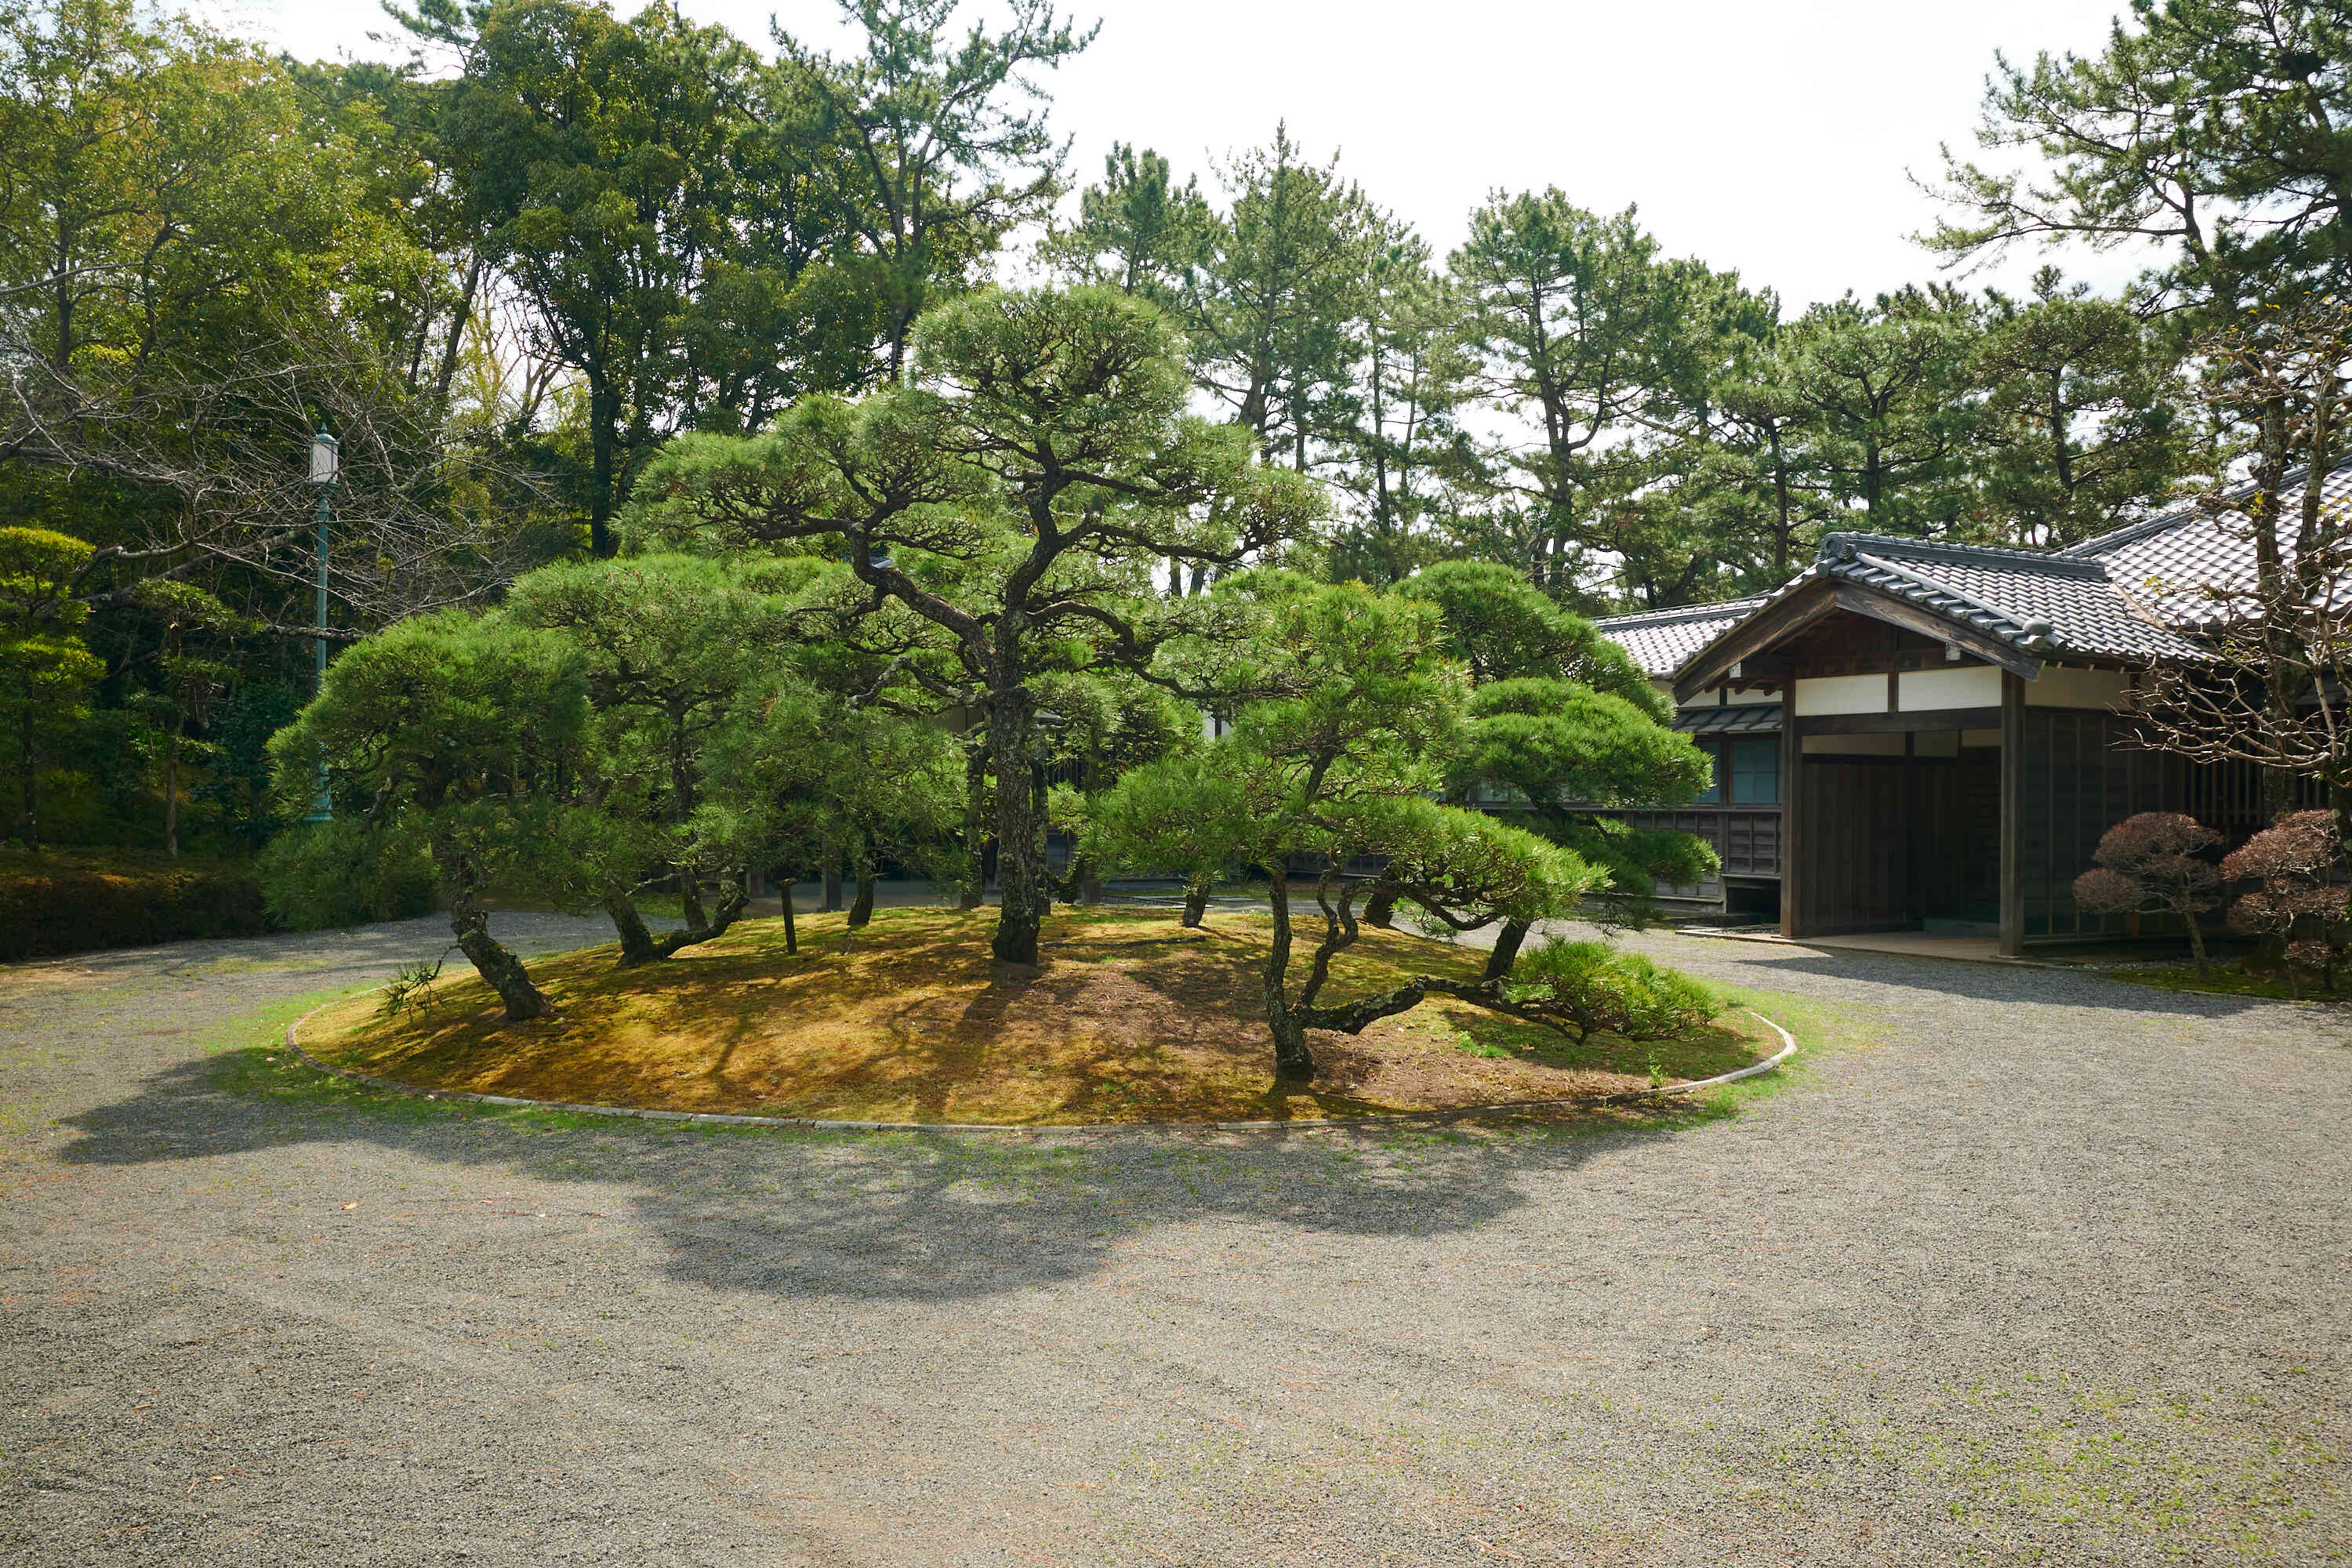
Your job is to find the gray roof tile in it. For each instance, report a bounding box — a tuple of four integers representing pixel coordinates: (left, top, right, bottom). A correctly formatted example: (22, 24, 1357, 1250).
(1815, 532, 2212, 663)
(1592, 597, 1773, 677)
(2060, 458, 2352, 629)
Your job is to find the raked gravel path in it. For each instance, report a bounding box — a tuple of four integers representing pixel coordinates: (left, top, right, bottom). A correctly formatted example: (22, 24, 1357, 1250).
(2, 911, 2349, 1566)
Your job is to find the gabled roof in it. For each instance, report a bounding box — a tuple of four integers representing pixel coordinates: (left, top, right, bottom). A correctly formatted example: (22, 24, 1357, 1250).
(1813, 532, 2210, 664)
(1592, 596, 1773, 677)
(1596, 464, 2352, 691)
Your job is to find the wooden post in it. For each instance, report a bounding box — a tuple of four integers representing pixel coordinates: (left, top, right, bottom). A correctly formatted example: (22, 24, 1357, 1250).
(1999, 670, 2024, 956)
(1780, 711, 1803, 938)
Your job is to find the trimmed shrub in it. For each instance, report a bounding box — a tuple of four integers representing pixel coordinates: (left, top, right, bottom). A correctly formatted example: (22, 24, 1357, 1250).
(1499, 938, 1722, 1044)
(2222, 811, 2350, 994)
(2071, 811, 2225, 968)
(256, 818, 437, 931)
(0, 850, 266, 960)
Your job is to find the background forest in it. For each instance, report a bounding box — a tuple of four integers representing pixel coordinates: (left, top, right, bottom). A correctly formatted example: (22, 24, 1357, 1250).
(2, 0, 2343, 872)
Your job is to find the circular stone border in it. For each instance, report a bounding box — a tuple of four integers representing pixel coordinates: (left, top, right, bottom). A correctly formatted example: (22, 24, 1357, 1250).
(282, 999, 1797, 1137)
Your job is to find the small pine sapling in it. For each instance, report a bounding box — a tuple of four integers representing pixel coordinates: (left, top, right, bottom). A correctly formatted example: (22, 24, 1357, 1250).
(2070, 812, 2225, 971)
(2221, 811, 2350, 996)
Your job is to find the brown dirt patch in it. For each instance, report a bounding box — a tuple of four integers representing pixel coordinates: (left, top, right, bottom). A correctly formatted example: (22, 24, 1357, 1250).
(299, 908, 1768, 1125)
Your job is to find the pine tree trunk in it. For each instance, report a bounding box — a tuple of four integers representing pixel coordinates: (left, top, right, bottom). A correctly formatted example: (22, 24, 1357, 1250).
(822, 859, 843, 913)
(780, 883, 797, 955)
(604, 895, 662, 967)
(1263, 869, 1314, 1083)
(848, 873, 876, 928)
(449, 884, 550, 1020)
(1363, 888, 1396, 929)
(1181, 878, 1211, 928)
(989, 694, 1044, 964)
(1483, 918, 1532, 980)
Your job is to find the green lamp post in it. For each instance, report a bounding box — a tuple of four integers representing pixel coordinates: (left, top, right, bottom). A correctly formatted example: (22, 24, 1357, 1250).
(304, 430, 338, 822)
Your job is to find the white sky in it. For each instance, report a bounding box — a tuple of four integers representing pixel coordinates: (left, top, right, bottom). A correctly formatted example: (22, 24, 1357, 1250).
(223, 0, 2156, 310)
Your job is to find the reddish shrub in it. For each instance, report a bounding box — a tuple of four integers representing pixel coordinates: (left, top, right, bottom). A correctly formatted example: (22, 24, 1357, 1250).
(2070, 811, 2224, 968)
(2222, 811, 2349, 993)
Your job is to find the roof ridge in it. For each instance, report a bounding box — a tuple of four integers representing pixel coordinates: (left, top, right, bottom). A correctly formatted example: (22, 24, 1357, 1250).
(1591, 594, 1771, 628)
(1819, 530, 2108, 579)
(1838, 548, 2045, 643)
(2062, 454, 2352, 557)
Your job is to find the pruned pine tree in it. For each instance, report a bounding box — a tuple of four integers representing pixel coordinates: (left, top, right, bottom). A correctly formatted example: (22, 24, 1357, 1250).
(503, 554, 808, 964)
(267, 612, 586, 1019)
(1090, 575, 1598, 1081)
(1396, 561, 1714, 972)
(628, 285, 1323, 965)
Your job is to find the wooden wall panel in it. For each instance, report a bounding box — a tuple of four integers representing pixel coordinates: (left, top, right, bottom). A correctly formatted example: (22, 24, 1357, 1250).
(1797, 760, 1913, 934)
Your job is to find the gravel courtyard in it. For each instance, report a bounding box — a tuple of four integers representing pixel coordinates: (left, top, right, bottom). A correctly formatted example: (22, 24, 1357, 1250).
(2, 913, 2347, 1566)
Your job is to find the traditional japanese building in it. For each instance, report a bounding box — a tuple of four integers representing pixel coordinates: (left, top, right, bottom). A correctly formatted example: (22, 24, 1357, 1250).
(1592, 476, 2325, 953)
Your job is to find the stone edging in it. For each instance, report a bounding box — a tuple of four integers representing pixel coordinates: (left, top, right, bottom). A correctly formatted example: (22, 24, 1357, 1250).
(282, 1000, 1797, 1138)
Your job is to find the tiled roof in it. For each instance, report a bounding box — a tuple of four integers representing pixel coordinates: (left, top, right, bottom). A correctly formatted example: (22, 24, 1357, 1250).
(2060, 458, 2352, 629)
(1673, 703, 1782, 736)
(1813, 532, 2212, 663)
(1592, 596, 1773, 677)
(1601, 475, 2341, 681)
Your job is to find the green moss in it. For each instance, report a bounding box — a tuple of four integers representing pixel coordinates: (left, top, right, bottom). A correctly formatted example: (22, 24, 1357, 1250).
(2103, 962, 2350, 1004)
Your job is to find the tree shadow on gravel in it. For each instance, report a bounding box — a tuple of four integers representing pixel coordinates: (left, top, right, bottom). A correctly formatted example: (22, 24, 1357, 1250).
(53, 1047, 1678, 1304)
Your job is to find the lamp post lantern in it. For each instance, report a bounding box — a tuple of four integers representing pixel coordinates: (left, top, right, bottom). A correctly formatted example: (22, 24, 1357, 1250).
(305, 430, 338, 822)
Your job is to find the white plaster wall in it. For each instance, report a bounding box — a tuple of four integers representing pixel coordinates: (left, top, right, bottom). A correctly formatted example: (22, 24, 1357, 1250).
(2025, 666, 2132, 710)
(1676, 684, 1788, 716)
(1792, 673, 1887, 716)
(1897, 665, 2002, 712)
(1802, 732, 1907, 755)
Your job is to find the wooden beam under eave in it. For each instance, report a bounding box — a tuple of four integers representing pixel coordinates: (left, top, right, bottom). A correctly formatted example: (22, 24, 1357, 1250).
(1674, 584, 1842, 703)
(1824, 585, 2045, 682)
(1674, 576, 2045, 703)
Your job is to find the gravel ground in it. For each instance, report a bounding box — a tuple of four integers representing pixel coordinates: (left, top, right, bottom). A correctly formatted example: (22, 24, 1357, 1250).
(2, 911, 2349, 1566)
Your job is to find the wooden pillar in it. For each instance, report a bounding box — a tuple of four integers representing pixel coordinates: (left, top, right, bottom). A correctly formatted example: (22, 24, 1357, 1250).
(1998, 670, 2024, 956)
(1780, 713, 1803, 939)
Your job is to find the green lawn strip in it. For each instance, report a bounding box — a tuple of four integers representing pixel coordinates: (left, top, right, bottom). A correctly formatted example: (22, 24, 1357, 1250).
(2100, 960, 2351, 1005)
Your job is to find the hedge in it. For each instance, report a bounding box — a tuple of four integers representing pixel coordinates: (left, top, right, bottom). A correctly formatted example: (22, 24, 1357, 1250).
(0, 850, 268, 961)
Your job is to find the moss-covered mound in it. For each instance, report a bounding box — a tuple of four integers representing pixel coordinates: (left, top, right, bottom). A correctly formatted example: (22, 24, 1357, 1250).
(300, 907, 1768, 1125)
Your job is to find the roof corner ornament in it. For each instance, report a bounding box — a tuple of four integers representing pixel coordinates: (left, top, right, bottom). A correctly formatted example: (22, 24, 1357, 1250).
(1836, 542, 1858, 563)
(2019, 616, 2055, 652)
